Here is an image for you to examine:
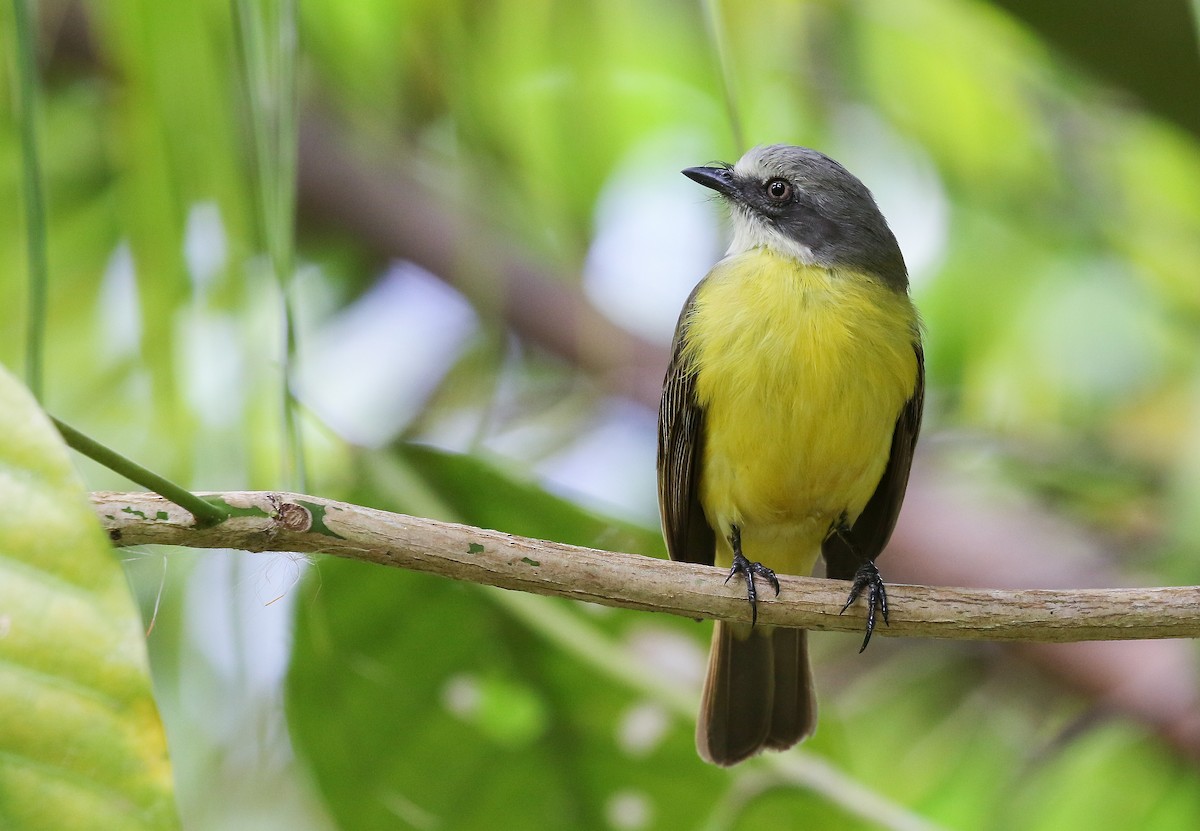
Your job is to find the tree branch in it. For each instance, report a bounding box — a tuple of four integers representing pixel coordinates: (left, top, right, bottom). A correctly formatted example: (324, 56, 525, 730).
(93, 490, 1200, 642)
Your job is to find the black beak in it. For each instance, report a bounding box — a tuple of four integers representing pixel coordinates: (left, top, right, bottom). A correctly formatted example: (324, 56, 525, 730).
(682, 165, 738, 199)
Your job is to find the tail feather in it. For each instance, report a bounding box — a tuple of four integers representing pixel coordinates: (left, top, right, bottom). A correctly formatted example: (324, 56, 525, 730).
(696, 622, 816, 766)
(764, 627, 814, 749)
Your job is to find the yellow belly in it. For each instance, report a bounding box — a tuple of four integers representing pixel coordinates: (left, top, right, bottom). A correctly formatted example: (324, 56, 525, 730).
(684, 249, 919, 575)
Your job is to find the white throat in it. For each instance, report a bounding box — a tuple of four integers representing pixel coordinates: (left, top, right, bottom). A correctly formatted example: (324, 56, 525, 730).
(725, 206, 818, 265)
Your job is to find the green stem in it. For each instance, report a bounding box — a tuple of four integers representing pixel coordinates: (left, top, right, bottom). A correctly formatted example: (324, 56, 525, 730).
(232, 0, 305, 489)
(702, 0, 745, 153)
(52, 417, 230, 527)
(10, 0, 49, 401)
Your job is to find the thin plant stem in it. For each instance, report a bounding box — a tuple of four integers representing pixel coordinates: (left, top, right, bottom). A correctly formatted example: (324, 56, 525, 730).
(701, 0, 745, 152)
(9, 0, 49, 401)
(232, 0, 306, 489)
(54, 418, 230, 527)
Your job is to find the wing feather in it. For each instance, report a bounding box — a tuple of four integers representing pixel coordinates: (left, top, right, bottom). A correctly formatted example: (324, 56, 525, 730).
(657, 286, 716, 566)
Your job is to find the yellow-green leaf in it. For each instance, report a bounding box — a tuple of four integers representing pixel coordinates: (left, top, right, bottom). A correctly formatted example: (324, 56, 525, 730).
(0, 364, 179, 831)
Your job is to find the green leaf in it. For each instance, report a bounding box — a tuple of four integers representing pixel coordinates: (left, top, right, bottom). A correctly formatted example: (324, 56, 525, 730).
(288, 559, 734, 831)
(0, 365, 179, 830)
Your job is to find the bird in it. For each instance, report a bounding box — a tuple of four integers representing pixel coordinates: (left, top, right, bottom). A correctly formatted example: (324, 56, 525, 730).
(657, 144, 924, 766)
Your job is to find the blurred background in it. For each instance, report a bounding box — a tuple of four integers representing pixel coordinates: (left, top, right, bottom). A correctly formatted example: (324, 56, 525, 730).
(4, 0, 1200, 828)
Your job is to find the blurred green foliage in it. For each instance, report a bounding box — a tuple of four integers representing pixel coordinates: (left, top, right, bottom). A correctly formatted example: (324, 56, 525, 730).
(3, 0, 1200, 829)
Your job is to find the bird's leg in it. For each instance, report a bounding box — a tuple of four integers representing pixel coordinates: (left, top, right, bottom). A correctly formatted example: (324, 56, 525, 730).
(725, 524, 780, 626)
(832, 525, 890, 652)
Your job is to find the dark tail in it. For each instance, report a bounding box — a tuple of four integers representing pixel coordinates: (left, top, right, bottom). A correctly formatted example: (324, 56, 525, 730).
(696, 622, 816, 766)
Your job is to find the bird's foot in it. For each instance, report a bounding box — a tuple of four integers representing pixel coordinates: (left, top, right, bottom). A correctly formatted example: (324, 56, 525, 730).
(840, 561, 889, 652)
(725, 551, 780, 627)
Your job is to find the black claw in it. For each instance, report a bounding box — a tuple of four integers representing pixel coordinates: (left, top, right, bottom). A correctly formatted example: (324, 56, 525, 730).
(724, 527, 779, 626)
(839, 561, 889, 652)
(726, 552, 779, 626)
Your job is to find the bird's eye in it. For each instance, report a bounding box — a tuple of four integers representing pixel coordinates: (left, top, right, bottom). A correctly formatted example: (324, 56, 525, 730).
(765, 178, 792, 202)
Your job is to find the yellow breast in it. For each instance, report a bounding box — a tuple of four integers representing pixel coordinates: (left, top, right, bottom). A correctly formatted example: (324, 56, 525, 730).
(683, 249, 919, 573)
